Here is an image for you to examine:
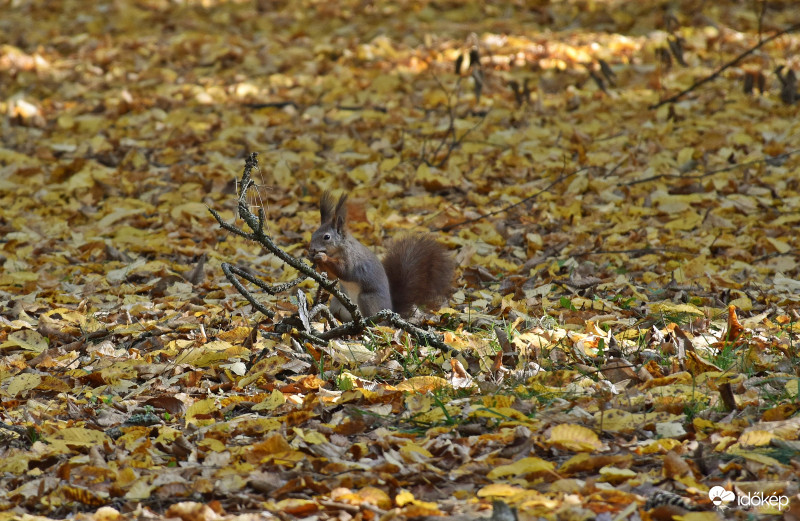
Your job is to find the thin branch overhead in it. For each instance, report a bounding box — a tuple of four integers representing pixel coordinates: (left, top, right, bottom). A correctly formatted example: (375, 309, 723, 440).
(649, 21, 800, 109)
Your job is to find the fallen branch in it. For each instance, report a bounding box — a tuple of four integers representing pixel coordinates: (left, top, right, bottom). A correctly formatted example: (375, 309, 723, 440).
(0, 421, 32, 439)
(209, 153, 455, 355)
(210, 153, 361, 317)
(318, 309, 455, 354)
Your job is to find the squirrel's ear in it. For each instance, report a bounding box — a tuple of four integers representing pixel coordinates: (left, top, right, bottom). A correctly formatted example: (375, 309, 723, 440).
(334, 194, 348, 232)
(319, 191, 335, 223)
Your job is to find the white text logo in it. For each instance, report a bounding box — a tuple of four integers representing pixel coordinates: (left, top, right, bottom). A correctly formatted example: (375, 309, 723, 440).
(709, 486, 789, 511)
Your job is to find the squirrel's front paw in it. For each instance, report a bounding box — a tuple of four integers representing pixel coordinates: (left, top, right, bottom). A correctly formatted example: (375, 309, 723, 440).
(309, 251, 328, 263)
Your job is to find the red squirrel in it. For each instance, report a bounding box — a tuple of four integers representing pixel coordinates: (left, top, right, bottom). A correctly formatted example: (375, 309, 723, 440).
(308, 191, 454, 320)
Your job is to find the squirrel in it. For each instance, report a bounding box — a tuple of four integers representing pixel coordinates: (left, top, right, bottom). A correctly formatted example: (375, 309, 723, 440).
(308, 191, 454, 320)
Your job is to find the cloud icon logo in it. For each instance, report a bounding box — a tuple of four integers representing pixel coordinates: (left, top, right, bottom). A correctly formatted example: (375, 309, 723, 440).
(708, 486, 735, 506)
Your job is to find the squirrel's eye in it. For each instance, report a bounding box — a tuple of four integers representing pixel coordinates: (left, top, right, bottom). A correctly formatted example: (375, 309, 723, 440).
(323, 233, 331, 241)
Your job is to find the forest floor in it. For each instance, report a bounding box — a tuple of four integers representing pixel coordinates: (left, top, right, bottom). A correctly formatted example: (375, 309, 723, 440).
(1, 0, 800, 520)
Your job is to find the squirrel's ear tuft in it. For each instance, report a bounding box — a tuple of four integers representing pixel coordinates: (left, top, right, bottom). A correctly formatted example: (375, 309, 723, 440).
(319, 191, 335, 223)
(334, 194, 348, 232)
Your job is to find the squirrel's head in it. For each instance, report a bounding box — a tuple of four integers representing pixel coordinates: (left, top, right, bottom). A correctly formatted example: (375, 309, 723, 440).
(308, 191, 348, 263)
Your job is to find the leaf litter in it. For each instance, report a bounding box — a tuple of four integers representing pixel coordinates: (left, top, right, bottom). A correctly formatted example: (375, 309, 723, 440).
(1, 0, 800, 520)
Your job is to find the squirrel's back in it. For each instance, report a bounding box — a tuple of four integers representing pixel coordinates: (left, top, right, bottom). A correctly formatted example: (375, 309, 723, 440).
(382, 235, 455, 317)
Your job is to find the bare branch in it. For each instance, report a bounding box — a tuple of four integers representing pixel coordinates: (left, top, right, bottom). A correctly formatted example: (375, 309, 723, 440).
(208, 153, 363, 322)
(318, 309, 457, 355)
(221, 263, 275, 319)
(209, 154, 455, 357)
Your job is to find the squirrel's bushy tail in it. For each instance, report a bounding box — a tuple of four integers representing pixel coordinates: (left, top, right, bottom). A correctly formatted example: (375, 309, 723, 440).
(382, 235, 455, 317)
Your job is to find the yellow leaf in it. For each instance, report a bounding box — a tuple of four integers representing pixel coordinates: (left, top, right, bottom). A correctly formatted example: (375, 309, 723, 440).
(197, 438, 227, 452)
(415, 162, 455, 190)
(1, 329, 48, 353)
(649, 302, 704, 315)
(477, 483, 526, 497)
(598, 466, 636, 483)
(272, 159, 292, 185)
(171, 201, 209, 221)
(405, 394, 432, 414)
(594, 409, 636, 433)
(371, 74, 400, 93)
(124, 478, 155, 500)
(665, 210, 703, 230)
(252, 389, 286, 411)
(487, 457, 555, 479)
(96, 207, 145, 228)
(7, 374, 42, 397)
(89, 135, 112, 154)
(185, 398, 217, 426)
(380, 156, 400, 172)
(217, 327, 253, 343)
(229, 417, 282, 438)
(48, 427, 111, 446)
(482, 395, 516, 408)
(677, 147, 695, 164)
(395, 490, 439, 510)
(347, 162, 378, 183)
(293, 428, 327, 445)
(640, 438, 682, 454)
(414, 404, 459, 424)
(729, 294, 752, 311)
(273, 498, 318, 516)
(242, 433, 297, 466)
(729, 131, 753, 145)
(399, 442, 433, 460)
(557, 453, 590, 474)
(395, 376, 448, 393)
(685, 351, 722, 376)
(0, 271, 40, 285)
(786, 379, 799, 398)
(0, 146, 39, 167)
(470, 407, 531, 423)
(726, 447, 786, 468)
(0, 452, 29, 474)
(739, 430, 773, 447)
(548, 424, 603, 452)
(766, 237, 791, 254)
(355, 487, 392, 509)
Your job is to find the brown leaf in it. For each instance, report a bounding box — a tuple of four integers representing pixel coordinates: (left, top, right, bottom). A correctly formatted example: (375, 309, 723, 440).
(600, 358, 638, 384)
(662, 451, 691, 479)
(143, 396, 187, 416)
(722, 304, 744, 342)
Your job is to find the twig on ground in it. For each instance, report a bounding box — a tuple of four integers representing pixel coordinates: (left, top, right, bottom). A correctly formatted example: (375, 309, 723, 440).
(0, 421, 32, 439)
